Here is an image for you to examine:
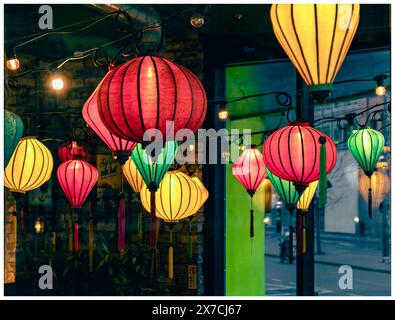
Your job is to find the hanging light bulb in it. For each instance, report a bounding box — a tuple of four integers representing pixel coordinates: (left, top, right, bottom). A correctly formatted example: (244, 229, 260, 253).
(51, 73, 65, 91)
(190, 12, 205, 28)
(6, 56, 20, 71)
(374, 75, 387, 96)
(34, 217, 44, 234)
(218, 107, 229, 120)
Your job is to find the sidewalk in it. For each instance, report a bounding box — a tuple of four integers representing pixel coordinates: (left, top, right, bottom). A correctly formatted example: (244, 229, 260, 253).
(265, 230, 391, 273)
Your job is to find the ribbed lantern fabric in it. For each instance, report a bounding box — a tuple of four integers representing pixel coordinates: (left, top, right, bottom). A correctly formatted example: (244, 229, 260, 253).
(266, 168, 300, 213)
(263, 123, 337, 186)
(347, 128, 385, 177)
(96, 55, 207, 143)
(140, 171, 202, 221)
(131, 141, 178, 192)
(270, 4, 360, 91)
(359, 171, 390, 209)
(263, 179, 272, 213)
(82, 87, 137, 164)
(122, 157, 145, 193)
(232, 145, 267, 196)
(57, 141, 86, 162)
(5, 137, 53, 193)
(297, 180, 318, 212)
(57, 159, 98, 208)
(191, 176, 209, 211)
(5, 110, 24, 167)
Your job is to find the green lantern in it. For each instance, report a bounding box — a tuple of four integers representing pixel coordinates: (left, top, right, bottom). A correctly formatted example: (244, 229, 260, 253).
(347, 128, 385, 218)
(5, 110, 24, 167)
(131, 140, 178, 249)
(266, 168, 300, 214)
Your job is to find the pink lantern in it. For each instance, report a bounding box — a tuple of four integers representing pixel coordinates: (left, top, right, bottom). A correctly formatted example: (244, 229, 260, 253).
(58, 140, 86, 162)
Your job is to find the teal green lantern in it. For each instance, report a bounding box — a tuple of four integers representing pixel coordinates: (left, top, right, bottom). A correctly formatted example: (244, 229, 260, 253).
(5, 110, 24, 167)
(347, 128, 385, 218)
(266, 168, 300, 214)
(131, 141, 178, 248)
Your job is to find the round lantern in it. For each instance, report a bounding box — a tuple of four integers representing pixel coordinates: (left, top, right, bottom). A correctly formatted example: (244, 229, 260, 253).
(359, 171, 390, 209)
(5, 137, 53, 193)
(122, 157, 145, 193)
(57, 159, 98, 208)
(58, 140, 86, 162)
(82, 87, 137, 164)
(232, 145, 267, 238)
(347, 128, 385, 177)
(96, 55, 207, 143)
(5, 110, 24, 167)
(270, 4, 360, 94)
(140, 171, 202, 279)
(191, 176, 209, 211)
(297, 180, 318, 212)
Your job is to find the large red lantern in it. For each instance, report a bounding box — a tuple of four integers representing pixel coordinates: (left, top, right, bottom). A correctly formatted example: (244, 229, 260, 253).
(263, 122, 337, 204)
(96, 55, 207, 143)
(57, 159, 98, 209)
(58, 140, 86, 162)
(82, 87, 137, 164)
(232, 145, 267, 238)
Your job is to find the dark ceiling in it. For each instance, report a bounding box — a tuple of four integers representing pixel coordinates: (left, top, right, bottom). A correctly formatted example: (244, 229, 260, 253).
(5, 4, 390, 67)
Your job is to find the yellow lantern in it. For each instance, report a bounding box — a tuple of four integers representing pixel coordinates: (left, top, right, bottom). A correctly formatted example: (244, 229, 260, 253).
(271, 4, 360, 93)
(359, 171, 390, 208)
(4, 137, 53, 193)
(191, 176, 209, 212)
(297, 180, 318, 212)
(122, 157, 145, 193)
(140, 171, 202, 222)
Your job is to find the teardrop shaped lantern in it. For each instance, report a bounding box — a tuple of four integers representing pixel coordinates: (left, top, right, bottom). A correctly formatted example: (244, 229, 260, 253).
(266, 168, 300, 214)
(348, 128, 385, 218)
(5, 137, 53, 193)
(57, 159, 98, 208)
(263, 122, 337, 206)
(359, 171, 390, 209)
(58, 140, 86, 162)
(297, 180, 318, 212)
(140, 171, 202, 279)
(232, 145, 267, 238)
(82, 87, 137, 164)
(122, 157, 145, 193)
(5, 110, 24, 167)
(271, 4, 360, 94)
(131, 141, 178, 248)
(96, 55, 207, 143)
(191, 176, 209, 210)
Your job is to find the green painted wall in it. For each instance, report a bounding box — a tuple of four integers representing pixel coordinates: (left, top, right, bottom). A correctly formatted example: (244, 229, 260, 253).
(225, 64, 267, 296)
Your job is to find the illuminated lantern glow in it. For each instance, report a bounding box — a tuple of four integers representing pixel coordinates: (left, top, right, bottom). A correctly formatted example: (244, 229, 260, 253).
(359, 171, 390, 209)
(82, 87, 137, 164)
(347, 128, 385, 177)
(263, 179, 272, 213)
(297, 180, 318, 212)
(6, 57, 20, 71)
(5, 137, 53, 193)
(191, 176, 209, 211)
(122, 157, 145, 193)
(96, 55, 207, 143)
(57, 140, 86, 162)
(263, 123, 337, 187)
(348, 128, 385, 218)
(57, 159, 98, 208)
(270, 4, 360, 93)
(232, 145, 267, 238)
(140, 171, 202, 279)
(5, 110, 24, 167)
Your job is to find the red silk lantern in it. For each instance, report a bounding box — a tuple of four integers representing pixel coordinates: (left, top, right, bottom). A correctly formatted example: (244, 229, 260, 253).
(82, 87, 137, 164)
(232, 145, 267, 238)
(57, 159, 99, 209)
(58, 140, 86, 162)
(263, 122, 337, 205)
(96, 55, 207, 143)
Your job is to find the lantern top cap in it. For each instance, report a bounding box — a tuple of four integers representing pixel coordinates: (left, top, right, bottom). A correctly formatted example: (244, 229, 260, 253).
(20, 136, 37, 141)
(286, 122, 311, 127)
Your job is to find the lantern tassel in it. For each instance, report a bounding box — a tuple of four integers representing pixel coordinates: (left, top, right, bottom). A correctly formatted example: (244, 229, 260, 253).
(250, 196, 254, 238)
(289, 225, 294, 264)
(150, 191, 157, 248)
(117, 192, 126, 254)
(319, 136, 327, 207)
(74, 210, 79, 252)
(168, 228, 174, 279)
(368, 176, 373, 219)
